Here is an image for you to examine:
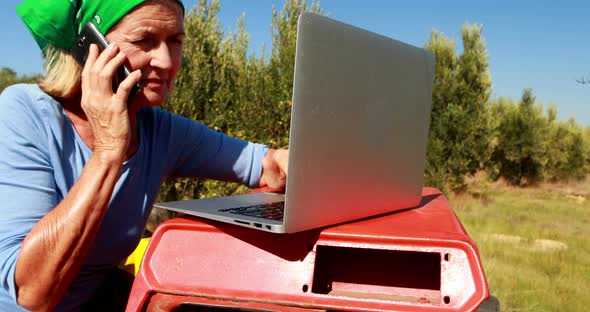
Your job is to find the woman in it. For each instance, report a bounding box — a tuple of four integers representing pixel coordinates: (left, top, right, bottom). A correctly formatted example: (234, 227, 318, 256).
(0, 0, 288, 310)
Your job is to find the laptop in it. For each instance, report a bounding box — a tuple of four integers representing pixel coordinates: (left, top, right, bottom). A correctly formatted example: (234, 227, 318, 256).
(154, 12, 435, 233)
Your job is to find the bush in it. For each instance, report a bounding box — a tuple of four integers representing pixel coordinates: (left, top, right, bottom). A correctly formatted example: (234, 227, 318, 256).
(424, 23, 492, 192)
(489, 89, 549, 185)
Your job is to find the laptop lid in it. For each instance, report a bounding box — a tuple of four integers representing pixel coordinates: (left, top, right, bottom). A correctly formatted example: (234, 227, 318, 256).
(153, 13, 434, 234)
(282, 13, 435, 233)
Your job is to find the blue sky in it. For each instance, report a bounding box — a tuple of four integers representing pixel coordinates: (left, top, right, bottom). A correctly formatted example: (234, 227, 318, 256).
(2, 0, 589, 125)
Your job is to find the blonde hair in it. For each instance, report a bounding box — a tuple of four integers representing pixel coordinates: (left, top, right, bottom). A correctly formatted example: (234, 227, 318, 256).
(38, 46, 82, 100)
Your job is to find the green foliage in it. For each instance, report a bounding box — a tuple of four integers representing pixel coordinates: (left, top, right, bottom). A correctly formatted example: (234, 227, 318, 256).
(423, 30, 457, 192)
(490, 89, 550, 185)
(423, 20, 588, 189)
(0, 66, 40, 92)
(545, 118, 589, 181)
(455, 23, 494, 169)
(424, 23, 492, 192)
(486, 90, 589, 185)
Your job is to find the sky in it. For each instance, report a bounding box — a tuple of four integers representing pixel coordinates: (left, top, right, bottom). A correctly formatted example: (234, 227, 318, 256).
(1, 0, 589, 125)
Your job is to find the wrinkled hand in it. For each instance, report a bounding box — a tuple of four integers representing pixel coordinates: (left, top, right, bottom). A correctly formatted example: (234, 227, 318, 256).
(259, 149, 289, 189)
(80, 43, 142, 162)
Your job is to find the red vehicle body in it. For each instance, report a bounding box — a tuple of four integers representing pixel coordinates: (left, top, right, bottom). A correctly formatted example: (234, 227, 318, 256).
(126, 188, 489, 312)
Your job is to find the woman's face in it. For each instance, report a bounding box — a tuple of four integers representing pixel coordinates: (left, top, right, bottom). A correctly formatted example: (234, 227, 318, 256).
(106, 0, 184, 108)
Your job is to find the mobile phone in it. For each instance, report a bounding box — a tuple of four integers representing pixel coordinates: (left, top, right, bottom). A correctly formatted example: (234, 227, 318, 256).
(71, 22, 141, 102)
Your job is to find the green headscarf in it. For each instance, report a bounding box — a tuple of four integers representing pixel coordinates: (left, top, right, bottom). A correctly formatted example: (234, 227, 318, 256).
(16, 0, 184, 51)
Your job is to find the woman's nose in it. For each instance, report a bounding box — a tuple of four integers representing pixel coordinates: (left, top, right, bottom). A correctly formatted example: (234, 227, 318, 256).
(150, 41, 173, 70)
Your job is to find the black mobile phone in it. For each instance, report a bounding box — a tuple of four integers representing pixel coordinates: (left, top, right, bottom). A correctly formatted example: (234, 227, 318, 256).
(71, 22, 141, 102)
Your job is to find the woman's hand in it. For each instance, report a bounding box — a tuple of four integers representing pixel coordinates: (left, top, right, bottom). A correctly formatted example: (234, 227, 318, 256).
(259, 148, 289, 189)
(80, 43, 142, 162)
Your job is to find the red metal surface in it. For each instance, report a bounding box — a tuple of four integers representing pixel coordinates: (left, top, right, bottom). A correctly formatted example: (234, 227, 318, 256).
(126, 187, 489, 312)
(145, 293, 326, 311)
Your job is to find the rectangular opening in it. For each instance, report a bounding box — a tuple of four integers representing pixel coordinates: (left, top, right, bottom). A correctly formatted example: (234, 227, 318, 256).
(312, 246, 441, 303)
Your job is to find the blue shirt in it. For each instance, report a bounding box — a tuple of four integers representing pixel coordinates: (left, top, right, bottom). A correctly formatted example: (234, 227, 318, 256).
(0, 84, 268, 311)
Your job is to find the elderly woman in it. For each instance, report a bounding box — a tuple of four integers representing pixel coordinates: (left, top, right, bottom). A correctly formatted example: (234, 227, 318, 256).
(0, 0, 288, 310)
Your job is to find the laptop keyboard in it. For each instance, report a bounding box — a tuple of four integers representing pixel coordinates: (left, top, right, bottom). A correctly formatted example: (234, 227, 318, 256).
(220, 202, 285, 221)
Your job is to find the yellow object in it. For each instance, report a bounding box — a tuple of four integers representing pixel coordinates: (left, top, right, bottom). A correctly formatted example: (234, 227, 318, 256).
(122, 237, 151, 275)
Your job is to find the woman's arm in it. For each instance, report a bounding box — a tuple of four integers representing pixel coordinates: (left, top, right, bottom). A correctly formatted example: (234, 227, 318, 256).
(14, 43, 141, 311)
(15, 153, 123, 311)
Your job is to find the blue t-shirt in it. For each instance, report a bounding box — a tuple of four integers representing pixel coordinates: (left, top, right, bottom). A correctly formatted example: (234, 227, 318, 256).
(0, 84, 268, 311)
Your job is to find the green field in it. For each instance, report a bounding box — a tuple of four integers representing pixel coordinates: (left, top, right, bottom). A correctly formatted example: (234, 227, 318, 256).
(450, 177, 590, 312)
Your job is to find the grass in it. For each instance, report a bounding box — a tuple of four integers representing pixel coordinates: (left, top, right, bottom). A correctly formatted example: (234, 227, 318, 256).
(449, 176, 590, 312)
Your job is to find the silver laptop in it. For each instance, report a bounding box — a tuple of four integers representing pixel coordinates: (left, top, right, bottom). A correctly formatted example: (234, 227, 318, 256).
(155, 12, 435, 233)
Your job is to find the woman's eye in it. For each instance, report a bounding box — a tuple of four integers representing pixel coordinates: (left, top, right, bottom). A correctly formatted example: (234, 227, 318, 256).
(168, 37, 184, 45)
(134, 38, 150, 44)
(132, 37, 158, 47)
